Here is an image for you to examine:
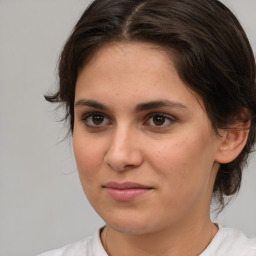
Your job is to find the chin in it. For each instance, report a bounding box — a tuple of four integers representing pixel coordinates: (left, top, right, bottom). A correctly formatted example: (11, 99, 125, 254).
(102, 211, 160, 235)
(109, 222, 151, 235)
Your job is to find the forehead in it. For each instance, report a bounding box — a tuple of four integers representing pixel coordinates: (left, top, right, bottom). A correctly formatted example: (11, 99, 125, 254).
(75, 42, 204, 111)
(79, 41, 174, 84)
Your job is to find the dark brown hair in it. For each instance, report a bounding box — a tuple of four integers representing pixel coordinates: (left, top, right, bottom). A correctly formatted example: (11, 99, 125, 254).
(46, 0, 256, 209)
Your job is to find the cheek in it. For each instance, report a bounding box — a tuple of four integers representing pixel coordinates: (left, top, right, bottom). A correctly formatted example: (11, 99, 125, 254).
(73, 135, 106, 181)
(146, 139, 216, 220)
(73, 135, 108, 209)
(148, 137, 197, 169)
(147, 134, 217, 190)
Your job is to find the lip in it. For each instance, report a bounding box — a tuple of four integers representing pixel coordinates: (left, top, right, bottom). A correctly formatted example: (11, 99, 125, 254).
(102, 182, 153, 201)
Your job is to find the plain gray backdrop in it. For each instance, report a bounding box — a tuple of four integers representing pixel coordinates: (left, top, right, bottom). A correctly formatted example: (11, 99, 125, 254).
(0, 1, 255, 255)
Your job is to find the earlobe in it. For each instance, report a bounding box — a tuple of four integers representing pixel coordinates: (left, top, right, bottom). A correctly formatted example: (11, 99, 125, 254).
(215, 118, 250, 164)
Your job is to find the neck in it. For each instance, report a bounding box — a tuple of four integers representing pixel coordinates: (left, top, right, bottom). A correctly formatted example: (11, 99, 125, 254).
(101, 215, 218, 256)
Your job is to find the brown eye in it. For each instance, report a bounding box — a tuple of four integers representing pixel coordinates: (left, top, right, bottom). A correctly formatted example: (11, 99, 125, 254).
(92, 114, 104, 125)
(82, 112, 110, 127)
(152, 114, 166, 126)
(144, 113, 175, 128)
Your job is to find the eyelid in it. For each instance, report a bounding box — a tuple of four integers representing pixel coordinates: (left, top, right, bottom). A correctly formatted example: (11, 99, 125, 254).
(81, 111, 104, 120)
(144, 112, 176, 128)
(146, 112, 176, 121)
(81, 111, 112, 128)
(79, 111, 176, 130)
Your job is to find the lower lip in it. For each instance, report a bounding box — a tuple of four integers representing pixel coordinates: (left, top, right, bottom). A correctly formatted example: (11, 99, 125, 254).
(104, 187, 152, 201)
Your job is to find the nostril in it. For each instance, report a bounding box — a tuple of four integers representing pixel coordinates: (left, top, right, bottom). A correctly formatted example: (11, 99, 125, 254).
(105, 160, 132, 172)
(103, 131, 144, 171)
(104, 150, 143, 172)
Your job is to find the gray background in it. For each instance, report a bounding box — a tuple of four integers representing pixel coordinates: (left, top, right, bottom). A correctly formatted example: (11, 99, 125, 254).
(0, 1, 255, 255)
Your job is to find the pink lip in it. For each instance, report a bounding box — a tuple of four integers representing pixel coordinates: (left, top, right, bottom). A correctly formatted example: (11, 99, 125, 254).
(103, 182, 153, 201)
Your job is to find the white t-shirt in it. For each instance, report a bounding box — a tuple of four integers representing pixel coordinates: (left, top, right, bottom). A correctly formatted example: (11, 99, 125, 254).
(38, 225, 256, 256)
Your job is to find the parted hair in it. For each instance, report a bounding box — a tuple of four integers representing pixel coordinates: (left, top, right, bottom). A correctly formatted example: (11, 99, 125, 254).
(46, 0, 256, 210)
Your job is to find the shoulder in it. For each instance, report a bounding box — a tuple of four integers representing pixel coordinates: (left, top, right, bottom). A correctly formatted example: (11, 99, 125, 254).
(201, 225, 256, 256)
(37, 237, 91, 256)
(37, 229, 107, 256)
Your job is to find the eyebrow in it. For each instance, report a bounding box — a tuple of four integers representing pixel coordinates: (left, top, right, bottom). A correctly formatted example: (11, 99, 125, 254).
(75, 99, 110, 111)
(75, 99, 188, 112)
(135, 100, 188, 112)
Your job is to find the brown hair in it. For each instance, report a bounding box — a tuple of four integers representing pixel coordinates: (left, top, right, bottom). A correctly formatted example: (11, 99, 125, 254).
(46, 0, 256, 209)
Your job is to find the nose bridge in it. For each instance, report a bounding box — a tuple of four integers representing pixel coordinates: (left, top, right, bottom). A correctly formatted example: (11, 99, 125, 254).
(112, 123, 133, 151)
(104, 122, 142, 171)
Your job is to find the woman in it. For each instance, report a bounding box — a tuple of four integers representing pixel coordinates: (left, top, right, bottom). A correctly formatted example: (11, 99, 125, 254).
(39, 0, 256, 255)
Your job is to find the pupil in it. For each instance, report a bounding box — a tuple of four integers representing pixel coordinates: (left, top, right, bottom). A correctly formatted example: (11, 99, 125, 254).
(153, 115, 165, 126)
(93, 115, 104, 125)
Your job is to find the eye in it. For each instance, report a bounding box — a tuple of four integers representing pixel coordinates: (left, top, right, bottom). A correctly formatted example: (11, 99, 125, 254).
(145, 113, 175, 128)
(82, 112, 111, 128)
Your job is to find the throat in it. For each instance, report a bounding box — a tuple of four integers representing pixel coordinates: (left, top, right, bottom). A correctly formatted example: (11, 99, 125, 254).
(100, 222, 218, 256)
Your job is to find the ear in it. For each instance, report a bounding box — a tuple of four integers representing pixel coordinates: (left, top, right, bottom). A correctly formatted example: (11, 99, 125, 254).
(215, 110, 250, 164)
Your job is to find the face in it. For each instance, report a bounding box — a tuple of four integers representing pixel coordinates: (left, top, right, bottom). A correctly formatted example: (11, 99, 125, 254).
(73, 42, 221, 235)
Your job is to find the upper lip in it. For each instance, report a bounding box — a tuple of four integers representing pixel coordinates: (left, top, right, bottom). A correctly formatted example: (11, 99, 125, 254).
(103, 182, 153, 190)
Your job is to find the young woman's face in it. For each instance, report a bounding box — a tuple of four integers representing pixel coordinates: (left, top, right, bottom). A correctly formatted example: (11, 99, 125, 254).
(73, 42, 221, 235)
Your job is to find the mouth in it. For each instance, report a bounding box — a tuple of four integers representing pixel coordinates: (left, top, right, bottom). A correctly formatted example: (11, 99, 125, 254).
(102, 182, 153, 201)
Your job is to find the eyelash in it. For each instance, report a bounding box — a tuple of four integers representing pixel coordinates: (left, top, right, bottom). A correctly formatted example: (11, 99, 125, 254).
(144, 113, 176, 129)
(81, 112, 176, 130)
(82, 112, 111, 128)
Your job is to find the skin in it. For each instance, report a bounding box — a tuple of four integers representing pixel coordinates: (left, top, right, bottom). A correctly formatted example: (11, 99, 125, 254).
(73, 42, 230, 255)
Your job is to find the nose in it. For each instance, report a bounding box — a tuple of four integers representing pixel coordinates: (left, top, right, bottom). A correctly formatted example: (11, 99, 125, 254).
(104, 125, 144, 172)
